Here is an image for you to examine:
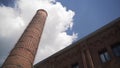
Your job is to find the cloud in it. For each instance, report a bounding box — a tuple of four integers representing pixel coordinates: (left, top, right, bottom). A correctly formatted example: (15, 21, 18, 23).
(0, 0, 77, 65)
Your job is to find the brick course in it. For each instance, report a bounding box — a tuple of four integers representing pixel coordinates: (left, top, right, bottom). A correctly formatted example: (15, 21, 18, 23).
(34, 17, 120, 68)
(2, 9, 47, 68)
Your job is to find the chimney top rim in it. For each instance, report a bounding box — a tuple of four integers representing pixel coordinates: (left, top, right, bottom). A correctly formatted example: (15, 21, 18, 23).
(37, 9, 48, 16)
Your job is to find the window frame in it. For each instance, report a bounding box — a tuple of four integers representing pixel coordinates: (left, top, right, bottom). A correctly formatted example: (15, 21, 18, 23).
(111, 43, 120, 57)
(98, 49, 111, 63)
(72, 62, 79, 68)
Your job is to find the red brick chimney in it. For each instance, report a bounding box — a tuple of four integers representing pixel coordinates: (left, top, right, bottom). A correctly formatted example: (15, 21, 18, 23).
(2, 9, 47, 68)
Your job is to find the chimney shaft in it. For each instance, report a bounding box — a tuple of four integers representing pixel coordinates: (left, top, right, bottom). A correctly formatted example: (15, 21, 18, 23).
(2, 9, 47, 68)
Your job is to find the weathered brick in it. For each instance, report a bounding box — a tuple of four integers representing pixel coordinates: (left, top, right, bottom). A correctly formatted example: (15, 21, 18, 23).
(2, 9, 47, 68)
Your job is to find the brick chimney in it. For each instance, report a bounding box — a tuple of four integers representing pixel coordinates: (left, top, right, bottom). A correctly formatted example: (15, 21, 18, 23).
(2, 9, 47, 68)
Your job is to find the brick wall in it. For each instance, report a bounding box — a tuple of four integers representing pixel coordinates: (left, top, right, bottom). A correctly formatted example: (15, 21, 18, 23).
(34, 17, 120, 68)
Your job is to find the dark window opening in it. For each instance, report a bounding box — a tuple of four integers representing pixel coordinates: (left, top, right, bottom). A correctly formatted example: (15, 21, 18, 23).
(99, 49, 111, 63)
(112, 43, 120, 57)
(72, 63, 79, 68)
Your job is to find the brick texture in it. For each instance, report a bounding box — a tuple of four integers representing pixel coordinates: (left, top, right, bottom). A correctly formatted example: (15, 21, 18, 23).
(2, 9, 47, 68)
(34, 17, 120, 68)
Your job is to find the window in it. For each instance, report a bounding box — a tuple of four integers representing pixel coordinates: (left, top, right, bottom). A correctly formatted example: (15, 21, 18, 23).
(112, 44, 120, 57)
(99, 50, 111, 63)
(72, 63, 79, 68)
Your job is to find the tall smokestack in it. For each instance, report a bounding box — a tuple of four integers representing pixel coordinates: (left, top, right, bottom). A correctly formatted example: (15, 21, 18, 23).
(2, 9, 47, 68)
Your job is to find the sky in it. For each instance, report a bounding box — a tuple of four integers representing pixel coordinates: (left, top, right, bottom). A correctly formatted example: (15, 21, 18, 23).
(57, 0, 120, 40)
(0, 0, 120, 66)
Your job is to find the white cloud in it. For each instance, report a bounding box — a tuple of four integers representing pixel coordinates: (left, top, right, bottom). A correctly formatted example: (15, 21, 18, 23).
(0, 6, 24, 37)
(0, 0, 78, 65)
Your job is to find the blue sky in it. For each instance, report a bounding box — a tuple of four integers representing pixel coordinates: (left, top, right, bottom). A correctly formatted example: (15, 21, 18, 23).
(1, 0, 120, 40)
(0, 0, 15, 7)
(57, 0, 120, 40)
(0, 0, 120, 66)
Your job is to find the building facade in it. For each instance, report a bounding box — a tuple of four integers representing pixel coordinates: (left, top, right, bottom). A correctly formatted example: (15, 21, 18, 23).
(2, 9, 47, 68)
(34, 17, 120, 68)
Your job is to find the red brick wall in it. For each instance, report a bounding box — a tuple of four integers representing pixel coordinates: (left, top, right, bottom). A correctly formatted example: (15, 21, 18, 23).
(34, 18, 120, 68)
(86, 20, 120, 68)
